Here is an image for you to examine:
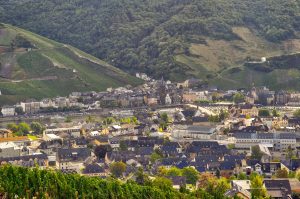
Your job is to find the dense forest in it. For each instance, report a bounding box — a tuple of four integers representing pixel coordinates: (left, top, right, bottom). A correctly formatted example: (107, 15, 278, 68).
(0, 0, 299, 80)
(0, 165, 231, 199)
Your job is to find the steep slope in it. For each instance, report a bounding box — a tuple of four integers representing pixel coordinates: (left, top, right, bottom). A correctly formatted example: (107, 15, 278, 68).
(0, 23, 141, 105)
(0, 0, 300, 89)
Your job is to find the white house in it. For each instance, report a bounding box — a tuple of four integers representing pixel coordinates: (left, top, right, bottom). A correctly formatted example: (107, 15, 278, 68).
(0, 142, 21, 158)
(1, 106, 15, 117)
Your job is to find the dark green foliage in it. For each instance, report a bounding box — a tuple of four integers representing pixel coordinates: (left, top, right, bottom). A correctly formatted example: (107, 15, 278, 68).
(110, 161, 127, 178)
(0, 165, 234, 199)
(294, 109, 300, 118)
(1, 0, 299, 80)
(233, 93, 245, 104)
(0, 165, 182, 199)
(208, 109, 229, 123)
(258, 109, 270, 117)
(7, 122, 30, 136)
(15, 107, 24, 115)
(30, 122, 44, 134)
(251, 145, 263, 160)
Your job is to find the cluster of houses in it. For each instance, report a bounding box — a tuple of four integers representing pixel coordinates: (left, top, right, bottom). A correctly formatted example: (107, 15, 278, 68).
(3, 75, 300, 117)
(2, 76, 300, 197)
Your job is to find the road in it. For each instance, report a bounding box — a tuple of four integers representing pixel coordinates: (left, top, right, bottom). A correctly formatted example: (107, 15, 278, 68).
(186, 104, 217, 116)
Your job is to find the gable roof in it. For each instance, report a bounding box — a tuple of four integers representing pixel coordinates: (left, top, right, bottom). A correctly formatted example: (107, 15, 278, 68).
(83, 164, 105, 174)
(57, 148, 91, 162)
(264, 179, 292, 198)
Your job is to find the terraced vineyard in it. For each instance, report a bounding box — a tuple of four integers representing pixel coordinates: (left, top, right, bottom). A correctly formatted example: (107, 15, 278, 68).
(0, 24, 141, 105)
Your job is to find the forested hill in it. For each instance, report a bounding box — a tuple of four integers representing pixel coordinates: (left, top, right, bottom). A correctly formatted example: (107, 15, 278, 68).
(1, 0, 300, 88)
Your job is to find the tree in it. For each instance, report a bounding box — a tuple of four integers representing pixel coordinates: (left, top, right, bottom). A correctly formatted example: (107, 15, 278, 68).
(119, 140, 128, 151)
(227, 144, 235, 150)
(150, 151, 163, 163)
(15, 107, 24, 115)
(215, 178, 231, 195)
(30, 122, 44, 134)
(272, 109, 280, 117)
(65, 116, 72, 123)
(18, 122, 30, 135)
(160, 113, 169, 123)
(166, 167, 181, 177)
(251, 175, 267, 199)
(276, 168, 288, 178)
(7, 123, 18, 133)
(286, 145, 294, 159)
(152, 177, 173, 190)
(293, 109, 300, 118)
(110, 161, 126, 178)
(237, 173, 247, 180)
(182, 167, 199, 185)
(135, 167, 151, 185)
(85, 115, 95, 123)
(251, 145, 263, 160)
(103, 117, 115, 125)
(219, 109, 229, 121)
(233, 93, 245, 104)
(258, 109, 270, 117)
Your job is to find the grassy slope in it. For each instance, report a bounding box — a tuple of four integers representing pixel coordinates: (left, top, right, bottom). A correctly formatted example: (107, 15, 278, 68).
(175, 27, 300, 90)
(0, 24, 142, 105)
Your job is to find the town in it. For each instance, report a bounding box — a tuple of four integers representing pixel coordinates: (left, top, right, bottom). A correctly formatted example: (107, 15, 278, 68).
(1, 74, 300, 198)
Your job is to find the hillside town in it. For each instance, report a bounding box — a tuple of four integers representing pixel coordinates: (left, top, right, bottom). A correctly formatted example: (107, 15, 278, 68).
(2, 75, 300, 198)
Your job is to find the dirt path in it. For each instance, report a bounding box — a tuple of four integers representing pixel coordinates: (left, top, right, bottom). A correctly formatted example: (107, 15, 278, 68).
(1, 75, 57, 83)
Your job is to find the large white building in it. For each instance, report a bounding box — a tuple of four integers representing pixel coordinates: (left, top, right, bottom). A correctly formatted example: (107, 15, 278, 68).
(44, 126, 81, 138)
(172, 125, 216, 140)
(233, 132, 296, 151)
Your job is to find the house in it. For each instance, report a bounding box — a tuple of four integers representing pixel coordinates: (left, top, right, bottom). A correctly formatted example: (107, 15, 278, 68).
(225, 180, 251, 199)
(264, 179, 292, 199)
(272, 116, 289, 129)
(168, 176, 186, 189)
(253, 162, 289, 176)
(108, 137, 120, 149)
(0, 154, 48, 168)
(219, 161, 237, 178)
(186, 141, 229, 158)
(0, 129, 12, 138)
(20, 100, 40, 114)
(44, 126, 81, 138)
(56, 148, 91, 172)
(229, 104, 259, 118)
(0, 142, 21, 158)
(275, 91, 290, 105)
(1, 106, 15, 117)
(240, 104, 259, 117)
(82, 163, 106, 177)
(72, 138, 88, 148)
(90, 131, 100, 137)
(289, 159, 300, 171)
(182, 92, 198, 103)
(161, 142, 182, 156)
(145, 94, 158, 106)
